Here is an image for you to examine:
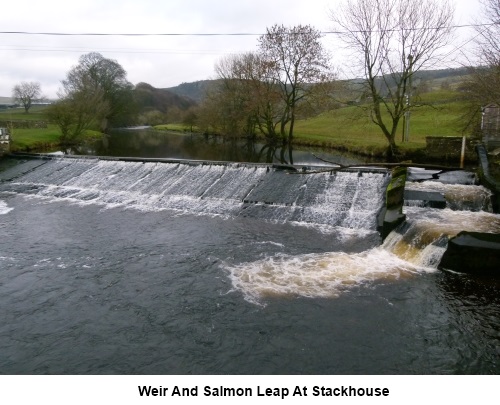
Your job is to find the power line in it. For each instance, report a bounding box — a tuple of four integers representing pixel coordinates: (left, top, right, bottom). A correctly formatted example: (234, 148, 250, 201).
(0, 31, 262, 37)
(0, 23, 496, 37)
(0, 45, 231, 55)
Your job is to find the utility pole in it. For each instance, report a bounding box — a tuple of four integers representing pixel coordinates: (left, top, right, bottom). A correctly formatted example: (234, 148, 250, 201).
(402, 54, 413, 143)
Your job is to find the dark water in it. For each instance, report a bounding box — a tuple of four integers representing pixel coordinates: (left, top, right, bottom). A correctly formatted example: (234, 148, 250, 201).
(69, 128, 366, 166)
(0, 157, 499, 375)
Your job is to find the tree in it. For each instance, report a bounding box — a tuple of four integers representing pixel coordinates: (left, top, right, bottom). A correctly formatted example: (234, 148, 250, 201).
(475, 0, 500, 78)
(258, 24, 333, 143)
(209, 53, 273, 139)
(331, 0, 454, 156)
(182, 107, 199, 132)
(61, 52, 136, 131)
(46, 79, 110, 145)
(206, 25, 334, 144)
(471, 0, 500, 106)
(459, 0, 500, 135)
(12, 81, 42, 113)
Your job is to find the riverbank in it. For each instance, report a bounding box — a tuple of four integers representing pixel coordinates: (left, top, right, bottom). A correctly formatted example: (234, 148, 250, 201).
(1, 96, 491, 175)
(0, 88, 469, 161)
(4, 125, 479, 166)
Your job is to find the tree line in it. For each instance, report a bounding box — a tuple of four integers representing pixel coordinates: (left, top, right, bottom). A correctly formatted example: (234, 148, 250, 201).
(10, 0, 500, 156)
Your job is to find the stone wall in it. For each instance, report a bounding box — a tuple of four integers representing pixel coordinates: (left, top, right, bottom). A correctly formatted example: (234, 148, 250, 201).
(0, 120, 47, 129)
(425, 136, 477, 163)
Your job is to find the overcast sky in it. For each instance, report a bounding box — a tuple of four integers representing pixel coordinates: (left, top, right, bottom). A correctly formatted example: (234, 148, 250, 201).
(0, 0, 484, 98)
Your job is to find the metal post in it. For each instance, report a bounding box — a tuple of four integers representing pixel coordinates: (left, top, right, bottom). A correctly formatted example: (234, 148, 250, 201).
(460, 135, 466, 168)
(404, 110, 410, 143)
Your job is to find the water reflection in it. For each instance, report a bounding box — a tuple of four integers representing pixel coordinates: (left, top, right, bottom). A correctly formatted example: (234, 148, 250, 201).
(69, 128, 365, 166)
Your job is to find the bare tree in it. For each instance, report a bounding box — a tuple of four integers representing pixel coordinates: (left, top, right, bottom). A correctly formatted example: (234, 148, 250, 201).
(476, 0, 500, 70)
(211, 52, 282, 139)
(331, 0, 454, 156)
(459, 0, 500, 135)
(470, 0, 500, 106)
(258, 24, 333, 143)
(206, 25, 333, 144)
(12, 81, 42, 113)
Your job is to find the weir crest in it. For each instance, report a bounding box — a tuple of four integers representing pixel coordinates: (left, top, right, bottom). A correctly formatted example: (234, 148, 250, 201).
(0, 156, 391, 231)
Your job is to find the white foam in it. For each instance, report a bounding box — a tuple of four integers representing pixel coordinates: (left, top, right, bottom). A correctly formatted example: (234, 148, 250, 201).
(406, 181, 493, 211)
(6, 160, 388, 232)
(226, 207, 500, 305)
(403, 207, 500, 234)
(0, 200, 13, 215)
(225, 248, 431, 305)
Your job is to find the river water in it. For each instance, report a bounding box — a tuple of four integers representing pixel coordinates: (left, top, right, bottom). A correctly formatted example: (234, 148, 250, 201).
(1, 138, 499, 374)
(69, 128, 368, 166)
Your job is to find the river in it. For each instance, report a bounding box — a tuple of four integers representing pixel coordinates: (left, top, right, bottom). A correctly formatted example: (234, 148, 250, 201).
(0, 133, 499, 374)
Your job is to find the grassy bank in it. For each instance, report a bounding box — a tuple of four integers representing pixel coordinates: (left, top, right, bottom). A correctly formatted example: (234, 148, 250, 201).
(153, 90, 467, 159)
(0, 107, 107, 152)
(0, 107, 58, 151)
(9, 125, 61, 152)
(0, 106, 48, 121)
(1, 90, 468, 158)
(292, 91, 466, 157)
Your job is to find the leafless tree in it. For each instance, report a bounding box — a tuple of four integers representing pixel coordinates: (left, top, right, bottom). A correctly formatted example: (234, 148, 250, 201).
(458, 0, 500, 135)
(476, 0, 500, 69)
(470, 0, 500, 106)
(258, 24, 333, 143)
(12, 81, 42, 113)
(210, 52, 283, 140)
(330, 0, 454, 156)
(205, 25, 334, 144)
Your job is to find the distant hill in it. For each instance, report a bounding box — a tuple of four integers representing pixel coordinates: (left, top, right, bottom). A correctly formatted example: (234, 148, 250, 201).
(165, 68, 471, 104)
(0, 68, 472, 112)
(165, 80, 221, 104)
(134, 82, 198, 113)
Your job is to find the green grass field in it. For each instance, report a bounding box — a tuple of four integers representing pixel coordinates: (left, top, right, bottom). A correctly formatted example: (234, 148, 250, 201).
(1, 89, 469, 157)
(155, 123, 199, 132)
(7, 126, 61, 152)
(0, 106, 49, 121)
(154, 89, 468, 157)
(0, 107, 60, 151)
(293, 99, 465, 154)
(0, 107, 109, 151)
(292, 89, 466, 153)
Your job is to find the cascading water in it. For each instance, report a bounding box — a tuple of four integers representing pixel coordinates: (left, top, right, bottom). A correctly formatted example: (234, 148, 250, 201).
(2, 156, 500, 374)
(226, 173, 500, 304)
(0, 156, 395, 306)
(0, 157, 390, 229)
(1, 157, 499, 305)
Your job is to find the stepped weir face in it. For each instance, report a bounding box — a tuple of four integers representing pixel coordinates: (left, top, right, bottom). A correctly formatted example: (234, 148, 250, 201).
(0, 157, 392, 230)
(1, 156, 500, 374)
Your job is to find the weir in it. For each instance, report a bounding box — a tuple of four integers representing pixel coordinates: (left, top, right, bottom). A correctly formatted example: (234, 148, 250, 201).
(0, 155, 394, 232)
(2, 154, 499, 279)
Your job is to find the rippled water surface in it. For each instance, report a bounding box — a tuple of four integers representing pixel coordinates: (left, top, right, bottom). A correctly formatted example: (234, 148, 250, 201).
(0, 158, 499, 374)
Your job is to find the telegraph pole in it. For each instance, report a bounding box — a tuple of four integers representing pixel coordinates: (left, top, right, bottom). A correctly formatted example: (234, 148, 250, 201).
(402, 54, 413, 143)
